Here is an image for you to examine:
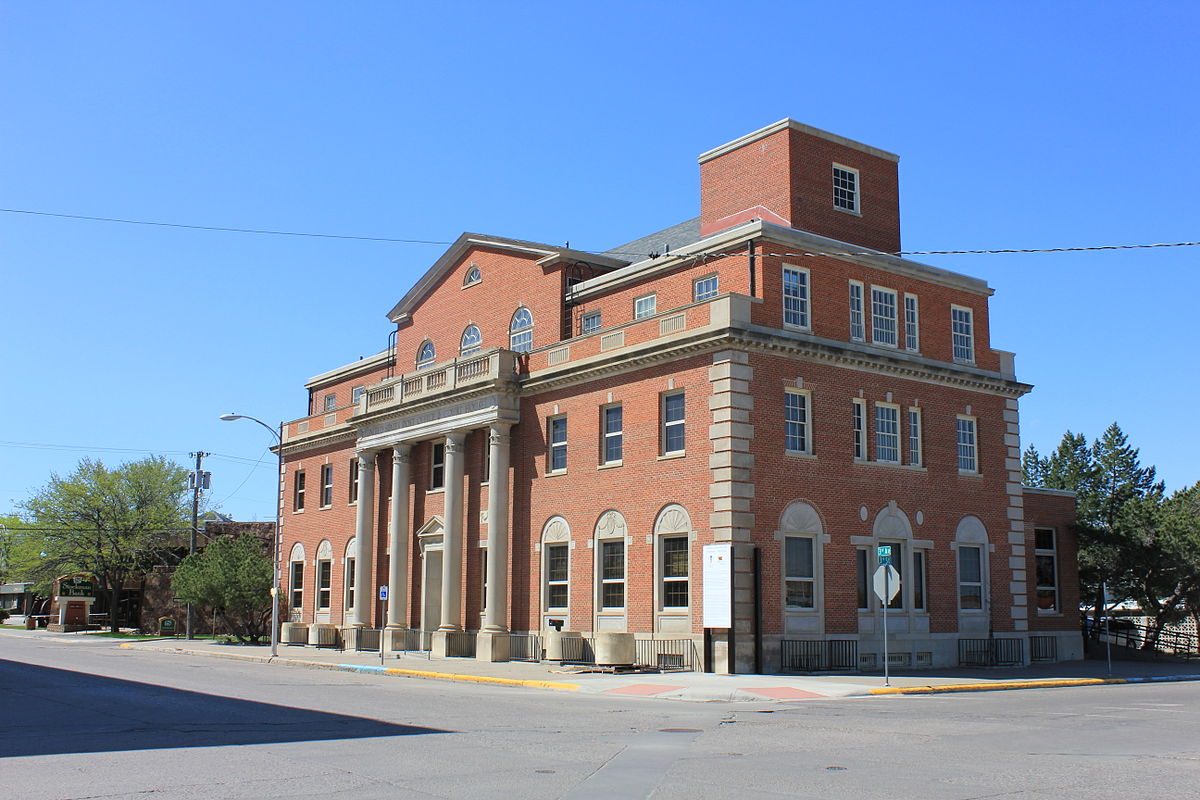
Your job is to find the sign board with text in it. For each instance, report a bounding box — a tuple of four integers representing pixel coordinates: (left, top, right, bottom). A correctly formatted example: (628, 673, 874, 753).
(702, 544, 733, 628)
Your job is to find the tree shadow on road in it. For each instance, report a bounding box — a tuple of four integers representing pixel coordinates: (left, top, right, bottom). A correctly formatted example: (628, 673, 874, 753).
(0, 658, 449, 757)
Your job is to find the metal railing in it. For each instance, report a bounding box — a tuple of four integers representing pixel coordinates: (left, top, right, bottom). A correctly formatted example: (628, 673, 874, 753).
(1084, 617, 1199, 660)
(508, 633, 543, 662)
(446, 630, 476, 658)
(561, 636, 595, 665)
(634, 639, 699, 671)
(355, 628, 381, 652)
(1030, 635, 1058, 662)
(958, 638, 1024, 667)
(781, 639, 859, 672)
(392, 628, 428, 652)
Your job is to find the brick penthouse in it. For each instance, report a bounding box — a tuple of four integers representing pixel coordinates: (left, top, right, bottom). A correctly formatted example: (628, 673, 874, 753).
(275, 119, 1080, 672)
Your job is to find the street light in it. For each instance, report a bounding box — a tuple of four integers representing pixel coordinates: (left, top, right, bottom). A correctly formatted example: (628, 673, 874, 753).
(220, 412, 283, 657)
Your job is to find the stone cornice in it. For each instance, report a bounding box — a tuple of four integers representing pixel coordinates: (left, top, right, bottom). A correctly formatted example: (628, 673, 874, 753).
(278, 426, 358, 458)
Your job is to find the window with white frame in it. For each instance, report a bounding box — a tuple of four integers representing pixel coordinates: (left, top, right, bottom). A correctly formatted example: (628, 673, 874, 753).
(908, 407, 922, 467)
(602, 404, 622, 464)
(352, 385, 365, 404)
(463, 265, 481, 286)
(317, 557, 332, 610)
(848, 281, 866, 341)
(581, 310, 601, 335)
(480, 547, 488, 611)
(661, 391, 685, 455)
(856, 548, 869, 609)
(784, 536, 815, 609)
(784, 389, 811, 454)
(344, 553, 355, 611)
(783, 266, 810, 329)
(480, 430, 491, 484)
(548, 416, 567, 473)
(1035, 528, 1059, 612)
(852, 398, 867, 460)
(324, 393, 337, 411)
(460, 325, 482, 355)
(634, 294, 657, 320)
(833, 164, 859, 213)
(958, 545, 984, 610)
(912, 549, 926, 610)
(904, 294, 919, 351)
(290, 560, 304, 609)
(430, 441, 445, 489)
(293, 469, 306, 511)
(951, 305, 975, 362)
(545, 543, 569, 610)
(416, 340, 436, 369)
(600, 540, 625, 610)
(509, 308, 534, 353)
(320, 464, 333, 507)
(871, 287, 898, 347)
(957, 416, 978, 473)
(694, 275, 719, 302)
(661, 536, 689, 609)
(875, 404, 900, 463)
(348, 458, 359, 503)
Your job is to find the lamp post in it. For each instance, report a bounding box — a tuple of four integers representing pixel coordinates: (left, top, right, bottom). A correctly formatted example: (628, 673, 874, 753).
(220, 413, 283, 657)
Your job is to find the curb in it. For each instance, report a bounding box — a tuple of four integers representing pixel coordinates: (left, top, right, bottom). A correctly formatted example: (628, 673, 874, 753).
(867, 673, 1200, 695)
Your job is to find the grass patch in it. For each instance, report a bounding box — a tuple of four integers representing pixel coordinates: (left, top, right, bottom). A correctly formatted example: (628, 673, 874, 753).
(86, 631, 226, 640)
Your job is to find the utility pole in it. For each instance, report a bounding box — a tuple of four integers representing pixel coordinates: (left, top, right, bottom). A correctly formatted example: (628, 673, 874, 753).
(186, 452, 211, 640)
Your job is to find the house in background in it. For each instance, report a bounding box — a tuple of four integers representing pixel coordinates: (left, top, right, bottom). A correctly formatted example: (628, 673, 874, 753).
(274, 119, 1081, 672)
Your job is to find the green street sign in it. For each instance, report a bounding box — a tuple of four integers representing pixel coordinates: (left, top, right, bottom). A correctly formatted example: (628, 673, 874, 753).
(58, 577, 95, 597)
(877, 544, 893, 565)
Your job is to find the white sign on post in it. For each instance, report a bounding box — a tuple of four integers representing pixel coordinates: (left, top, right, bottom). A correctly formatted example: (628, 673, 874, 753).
(379, 585, 389, 601)
(872, 565, 900, 603)
(702, 544, 733, 628)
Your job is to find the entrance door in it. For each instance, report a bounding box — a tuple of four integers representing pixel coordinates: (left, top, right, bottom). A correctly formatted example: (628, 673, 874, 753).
(422, 549, 442, 640)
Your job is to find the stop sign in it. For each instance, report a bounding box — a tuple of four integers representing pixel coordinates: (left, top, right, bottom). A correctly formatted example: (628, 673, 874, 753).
(872, 564, 900, 603)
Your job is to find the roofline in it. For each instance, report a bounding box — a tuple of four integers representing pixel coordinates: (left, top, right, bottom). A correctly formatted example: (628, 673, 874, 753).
(306, 349, 392, 389)
(568, 220, 992, 301)
(698, 118, 900, 165)
(386, 232, 628, 323)
(1023, 486, 1078, 498)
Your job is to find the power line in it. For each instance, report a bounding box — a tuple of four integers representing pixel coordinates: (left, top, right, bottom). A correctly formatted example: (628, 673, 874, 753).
(2, 206, 1195, 259)
(0, 439, 268, 467)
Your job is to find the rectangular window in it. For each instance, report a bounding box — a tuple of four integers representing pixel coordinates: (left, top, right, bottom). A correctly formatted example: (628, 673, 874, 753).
(849, 281, 865, 341)
(784, 389, 810, 454)
(634, 294, 657, 320)
(784, 536, 815, 609)
(662, 536, 689, 608)
(912, 550, 926, 610)
(481, 548, 488, 611)
(833, 164, 859, 212)
(548, 416, 567, 473)
(293, 470, 306, 511)
(345, 557, 355, 611)
(290, 561, 304, 609)
(958, 545, 983, 610)
(694, 275, 719, 302)
(904, 294, 919, 351)
(884, 542, 904, 609)
(600, 540, 625, 610)
(1035, 528, 1059, 612)
(349, 458, 359, 503)
(323, 394, 337, 412)
(782, 266, 810, 329)
(871, 287, 898, 347)
(875, 404, 900, 463)
(957, 416, 978, 473)
(481, 431, 491, 484)
(581, 311, 602, 335)
(317, 560, 331, 610)
(661, 391, 686, 455)
(320, 464, 333, 507)
(952, 305, 975, 363)
(856, 548, 869, 609)
(908, 407, 922, 467)
(430, 442, 445, 489)
(546, 544, 568, 609)
(852, 398, 867, 460)
(351, 385, 365, 404)
(602, 404, 623, 464)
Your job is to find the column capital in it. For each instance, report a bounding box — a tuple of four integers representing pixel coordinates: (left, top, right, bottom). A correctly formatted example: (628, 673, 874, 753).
(356, 449, 377, 470)
(392, 443, 412, 464)
(445, 430, 468, 451)
(488, 422, 513, 447)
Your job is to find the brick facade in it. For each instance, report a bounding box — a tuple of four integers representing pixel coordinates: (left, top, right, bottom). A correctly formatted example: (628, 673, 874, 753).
(275, 119, 1081, 671)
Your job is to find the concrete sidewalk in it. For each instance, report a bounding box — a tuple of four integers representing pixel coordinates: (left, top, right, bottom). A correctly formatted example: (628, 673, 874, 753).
(8, 628, 1199, 702)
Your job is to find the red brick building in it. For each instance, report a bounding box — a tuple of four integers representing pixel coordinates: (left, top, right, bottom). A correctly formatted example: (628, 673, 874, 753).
(276, 119, 1081, 672)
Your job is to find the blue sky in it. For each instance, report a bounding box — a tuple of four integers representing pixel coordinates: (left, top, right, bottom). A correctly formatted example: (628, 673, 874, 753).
(2, 2, 1197, 520)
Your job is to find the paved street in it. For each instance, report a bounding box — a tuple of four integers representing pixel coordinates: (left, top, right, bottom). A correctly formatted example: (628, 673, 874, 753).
(3, 635, 1199, 799)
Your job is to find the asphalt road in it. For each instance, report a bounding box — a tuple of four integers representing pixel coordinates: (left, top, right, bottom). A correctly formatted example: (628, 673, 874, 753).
(3, 635, 1198, 799)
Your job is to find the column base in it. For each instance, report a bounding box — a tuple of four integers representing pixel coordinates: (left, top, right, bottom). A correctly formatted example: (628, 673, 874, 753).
(430, 629, 454, 658)
(339, 625, 364, 651)
(475, 631, 509, 662)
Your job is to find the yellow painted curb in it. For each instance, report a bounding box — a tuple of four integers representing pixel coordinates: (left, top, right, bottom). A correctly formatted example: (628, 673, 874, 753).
(869, 678, 1121, 695)
(378, 667, 580, 691)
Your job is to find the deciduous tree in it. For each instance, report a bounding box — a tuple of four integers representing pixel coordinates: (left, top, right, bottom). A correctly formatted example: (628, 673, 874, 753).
(172, 534, 272, 643)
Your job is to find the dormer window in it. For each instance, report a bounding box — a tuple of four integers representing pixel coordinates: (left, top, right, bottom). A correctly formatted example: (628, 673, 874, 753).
(464, 265, 482, 287)
(416, 340, 436, 369)
(833, 164, 859, 214)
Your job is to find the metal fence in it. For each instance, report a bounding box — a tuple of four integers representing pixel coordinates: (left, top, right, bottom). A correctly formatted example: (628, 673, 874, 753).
(508, 633, 543, 662)
(780, 639, 859, 672)
(446, 630, 476, 658)
(391, 628, 427, 652)
(634, 639, 699, 671)
(1030, 635, 1058, 662)
(560, 636, 595, 665)
(958, 638, 1024, 667)
(355, 628, 381, 652)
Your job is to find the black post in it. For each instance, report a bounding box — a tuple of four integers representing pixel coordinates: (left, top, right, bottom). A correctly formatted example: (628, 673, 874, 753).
(753, 547, 762, 675)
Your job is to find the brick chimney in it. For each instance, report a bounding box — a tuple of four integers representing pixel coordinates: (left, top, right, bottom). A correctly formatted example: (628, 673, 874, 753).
(698, 119, 901, 253)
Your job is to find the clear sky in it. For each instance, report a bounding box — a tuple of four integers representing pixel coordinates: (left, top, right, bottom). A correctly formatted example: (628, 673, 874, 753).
(2, 2, 1197, 521)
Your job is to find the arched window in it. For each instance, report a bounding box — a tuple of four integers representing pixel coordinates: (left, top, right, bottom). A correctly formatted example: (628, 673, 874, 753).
(316, 540, 333, 611)
(343, 538, 356, 614)
(509, 308, 534, 353)
(654, 504, 693, 611)
(541, 516, 571, 614)
(594, 511, 627, 614)
(460, 325, 482, 356)
(416, 340, 436, 369)
(954, 516, 989, 613)
(463, 265, 482, 286)
(778, 501, 825, 612)
(288, 543, 306, 611)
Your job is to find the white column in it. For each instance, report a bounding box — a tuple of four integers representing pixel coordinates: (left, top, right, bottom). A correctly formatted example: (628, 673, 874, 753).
(352, 450, 376, 627)
(386, 444, 411, 629)
(438, 431, 467, 632)
(483, 423, 512, 633)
